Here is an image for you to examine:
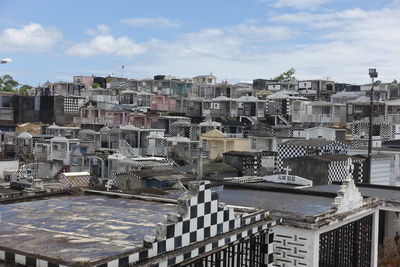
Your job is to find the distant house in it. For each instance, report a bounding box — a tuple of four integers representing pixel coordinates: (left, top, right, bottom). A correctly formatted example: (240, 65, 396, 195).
(304, 126, 346, 141)
(291, 101, 347, 127)
(201, 129, 250, 160)
(347, 95, 385, 122)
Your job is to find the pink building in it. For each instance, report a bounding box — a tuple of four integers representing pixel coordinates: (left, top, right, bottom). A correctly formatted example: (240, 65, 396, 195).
(73, 76, 94, 86)
(150, 95, 176, 112)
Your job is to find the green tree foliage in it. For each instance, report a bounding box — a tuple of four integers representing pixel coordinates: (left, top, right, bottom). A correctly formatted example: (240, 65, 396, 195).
(92, 82, 100, 88)
(0, 74, 19, 92)
(272, 68, 296, 81)
(19, 84, 32, 95)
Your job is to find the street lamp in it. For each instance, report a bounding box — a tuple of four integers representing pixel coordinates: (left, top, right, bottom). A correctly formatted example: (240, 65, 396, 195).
(0, 58, 12, 64)
(366, 68, 381, 184)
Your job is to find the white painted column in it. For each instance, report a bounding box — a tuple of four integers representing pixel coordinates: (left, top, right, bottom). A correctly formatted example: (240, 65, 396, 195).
(370, 209, 379, 267)
(101, 159, 105, 179)
(66, 141, 70, 165)
(312, 231, 320, 267)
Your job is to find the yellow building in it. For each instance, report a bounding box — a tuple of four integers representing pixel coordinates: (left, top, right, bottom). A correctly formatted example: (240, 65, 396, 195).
(201, 129, 250, 160)
(16, 122, 44, 135)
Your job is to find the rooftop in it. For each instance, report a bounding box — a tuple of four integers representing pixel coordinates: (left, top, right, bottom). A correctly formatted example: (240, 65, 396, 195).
(215, 186, 334, 217)
(0, 194, 176, 265)
(299, 154, 362, 163)
(223, 151, 261, 157)
(310, 183, 400, 202)
(280, 139, 336, 147)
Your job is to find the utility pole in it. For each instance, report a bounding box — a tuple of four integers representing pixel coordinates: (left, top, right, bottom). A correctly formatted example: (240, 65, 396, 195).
(197, 141, 203, 181)
(367, 69, 380, 184)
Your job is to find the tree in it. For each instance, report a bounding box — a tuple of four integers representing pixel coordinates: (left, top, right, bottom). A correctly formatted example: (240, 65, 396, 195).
(19, 84, 32, 95)
(0, 74, 19, 92)
(92, 82, 100, 88)
(272, 68, 296, 81)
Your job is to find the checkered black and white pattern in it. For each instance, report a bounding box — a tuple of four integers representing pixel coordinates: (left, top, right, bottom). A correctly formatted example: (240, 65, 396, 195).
(327, 158, 365, 183)
(97, 180, 279, 266)
(59, 174, 91, 189)
(328, 161, 352, 183)
(64, 97, 84, 113)
(352, 121, 395, 147)
(276, 141, 347, 172)
(0, 250, 67, 267)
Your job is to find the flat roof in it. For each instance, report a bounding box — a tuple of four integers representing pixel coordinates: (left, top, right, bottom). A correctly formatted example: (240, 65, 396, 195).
(215, 187, 334, 217)
(0, 195, 176, 265)
(310, 184, 400, 202)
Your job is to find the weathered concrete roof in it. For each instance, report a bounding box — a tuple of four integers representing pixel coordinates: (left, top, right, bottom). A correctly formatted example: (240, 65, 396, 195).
(216, 186, 334, 217)
(280, 139, 336, 147)
(310, 183, 400, 202)
(201, 129, 227, 138)
(0, 195, 176, 265)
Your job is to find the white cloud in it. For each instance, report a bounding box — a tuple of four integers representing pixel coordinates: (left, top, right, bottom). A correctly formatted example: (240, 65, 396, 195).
(230, 24, 298, 40)
(148, 24, 297, 61)
(67, 34, 146, 57)
(0, 23, 62, 52)
(261, 0, 333, 9)
(125, 4, 400, 84)
(121, 17, 181, 28)
(86, 24, 110, 35)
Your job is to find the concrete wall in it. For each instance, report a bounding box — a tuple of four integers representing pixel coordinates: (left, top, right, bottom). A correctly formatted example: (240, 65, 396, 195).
(274, 225, 319, 266)
(284, 157, 329, 185)
(305, 128, 336, 141)
(371, 157, 392, 185)
(0, 160, 19, 178)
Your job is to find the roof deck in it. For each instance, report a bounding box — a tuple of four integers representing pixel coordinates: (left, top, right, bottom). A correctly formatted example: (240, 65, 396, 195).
(0, 194, 176, 265)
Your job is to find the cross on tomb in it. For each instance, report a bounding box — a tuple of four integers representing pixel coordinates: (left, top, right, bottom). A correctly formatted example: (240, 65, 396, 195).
(105, 181, 112, 191)
(283, 166, 292, 176)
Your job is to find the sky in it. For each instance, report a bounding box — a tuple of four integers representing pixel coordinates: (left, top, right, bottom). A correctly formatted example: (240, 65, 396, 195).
(0, 0, 399, 86)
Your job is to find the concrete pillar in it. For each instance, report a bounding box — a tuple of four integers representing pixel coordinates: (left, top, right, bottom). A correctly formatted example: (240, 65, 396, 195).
(101, 159, 105, 179)
(137, 131, 141, 149)
(66, 141, 70, 165)
(50, 141, 53, 160)
(88, 158, 92, 175)
(197, 142, 203, 180)
(370, 210, 379, 267)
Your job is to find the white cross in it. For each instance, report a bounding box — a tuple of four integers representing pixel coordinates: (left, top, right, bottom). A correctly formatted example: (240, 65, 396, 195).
(105, 181, 112, 191)
(283, 166, 292, 176)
